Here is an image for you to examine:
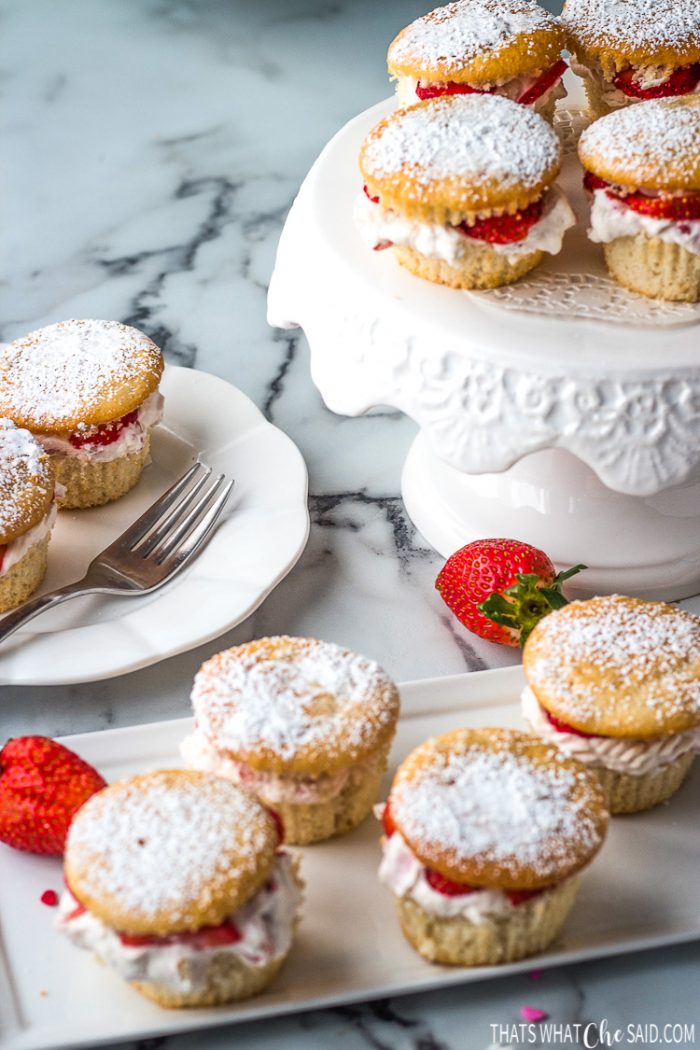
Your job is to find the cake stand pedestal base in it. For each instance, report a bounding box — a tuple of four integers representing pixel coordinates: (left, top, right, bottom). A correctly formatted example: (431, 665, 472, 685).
(402, 433, 700, 601)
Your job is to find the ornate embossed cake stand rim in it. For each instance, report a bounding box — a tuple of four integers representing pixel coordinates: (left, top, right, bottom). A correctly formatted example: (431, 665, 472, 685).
(268, 91, 700, 601)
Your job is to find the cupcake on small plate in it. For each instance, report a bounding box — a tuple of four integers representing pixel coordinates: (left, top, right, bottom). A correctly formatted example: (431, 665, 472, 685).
(522, 595, 700, 814)
(57, 770, 302, 1008)
(0, 319, 164, 508)
(0, 419, 57, 612)
(388, 0, 568, 122)
(579, 97, 700, 302)
(181, 636, 400, 845)
(355, 94, 575, 290)
(563, 0, 700, 118)
(378, 728, 607, 966)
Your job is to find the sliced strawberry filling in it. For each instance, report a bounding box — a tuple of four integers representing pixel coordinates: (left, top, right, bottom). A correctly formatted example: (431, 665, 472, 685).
(545, 709, 598, 739)
(119, 918, 242, 950)
(612, 63, 700, 100)
(583, 171, 700, 222)
(415, 59, 567, 105)
(458, 198, 544, 245)
(381, 799, 397, 838)
(69, 408, 140, 449)
(426, 867, 548, 905)
(517, 59, 568, 106)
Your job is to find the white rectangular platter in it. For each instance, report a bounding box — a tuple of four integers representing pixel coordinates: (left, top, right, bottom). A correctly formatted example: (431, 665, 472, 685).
(1, 666, 698, 1050)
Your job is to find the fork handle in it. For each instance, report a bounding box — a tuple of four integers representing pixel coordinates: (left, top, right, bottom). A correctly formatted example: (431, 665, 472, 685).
(0, 582, 102, 646)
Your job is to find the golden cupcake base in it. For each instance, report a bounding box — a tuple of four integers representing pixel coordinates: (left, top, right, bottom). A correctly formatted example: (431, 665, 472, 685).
(596, 752, 695, 815)
(55, 439, 151, 509)
(394, 244, 544, 291)
(131, 948, 288, 1009)
(604, 236, 700, 303)
(0, 534, 50, 613)
(395, 876, 580, 967)
(268, 744, 390, 846)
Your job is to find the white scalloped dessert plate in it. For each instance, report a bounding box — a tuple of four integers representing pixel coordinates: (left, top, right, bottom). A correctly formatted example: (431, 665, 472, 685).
(0, 365, 309, 685)
(1, 666, 698, 1050)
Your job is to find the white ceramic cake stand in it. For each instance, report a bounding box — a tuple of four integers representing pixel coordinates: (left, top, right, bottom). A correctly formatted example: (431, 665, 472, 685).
(268, 87, 700, 601)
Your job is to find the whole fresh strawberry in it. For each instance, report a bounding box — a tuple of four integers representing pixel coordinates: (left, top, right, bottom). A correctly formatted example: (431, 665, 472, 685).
(435, 538, 585, 647)
(0, 736, 106, 855)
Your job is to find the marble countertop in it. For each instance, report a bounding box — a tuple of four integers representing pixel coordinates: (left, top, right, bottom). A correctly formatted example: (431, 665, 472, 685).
(1, 0, 698, 1046)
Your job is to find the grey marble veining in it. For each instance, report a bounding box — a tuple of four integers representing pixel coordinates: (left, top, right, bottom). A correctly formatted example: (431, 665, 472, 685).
(1, 1, 698, 1047)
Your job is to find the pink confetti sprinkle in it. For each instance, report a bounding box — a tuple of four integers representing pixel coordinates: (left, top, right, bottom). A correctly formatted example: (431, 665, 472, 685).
(40, 890, 59, 907)
(529, 969, 543, 980)
(520, 1006, 549, 1023)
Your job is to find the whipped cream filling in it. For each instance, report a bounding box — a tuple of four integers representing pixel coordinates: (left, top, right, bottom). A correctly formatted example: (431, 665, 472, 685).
(354, 186, 575, 265)
(395, 72, 566, 114)
(377, 815, 563, 923)
(521, 686, 700, 777)
(180, 728, 378, 805)
(588, 189, 700, 255)
(0, 501, 57, 577)
(39, 390, 164, 463)
(572, 58, 700, 110)
(57, 853, 301, 993)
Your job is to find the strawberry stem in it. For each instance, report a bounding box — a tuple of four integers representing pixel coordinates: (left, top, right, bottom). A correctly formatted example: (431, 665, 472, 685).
(478, 565, 586, 646)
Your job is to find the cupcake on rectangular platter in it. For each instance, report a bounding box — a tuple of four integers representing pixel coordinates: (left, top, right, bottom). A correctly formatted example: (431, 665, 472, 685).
(0, 319, 164, 508)
(388, 0, 568, 122)
(378, 728, 607, 966)
(522, 596, 700, 815)
(563, 0, 700, 118)
(355, 94, 575, 290)
(579, 97, 700, 302)
(57, 770, 303, 1008)
(0, 419, 57, 612)
(181, 636, 400, 845)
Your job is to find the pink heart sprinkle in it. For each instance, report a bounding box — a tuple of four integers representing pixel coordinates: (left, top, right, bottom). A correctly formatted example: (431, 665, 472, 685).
(529, 969, 543, 981)
(40, 889, 59, 907)
(520, 1006, 548, 1023)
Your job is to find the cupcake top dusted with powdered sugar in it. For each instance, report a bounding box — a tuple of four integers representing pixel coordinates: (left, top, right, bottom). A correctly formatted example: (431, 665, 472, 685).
(563, 0, 700, 70)
(190, 636, 400, 776)
(523, 595, 700, 737)
(0, 320, 163, 434)
(0, 419, 55, 543)
(387, 728, 608, 890)
(359, 93, 562, 223)
(64, 770, 279, 937)
(578, 96, 700, 192)
(389, 0, 563, 81)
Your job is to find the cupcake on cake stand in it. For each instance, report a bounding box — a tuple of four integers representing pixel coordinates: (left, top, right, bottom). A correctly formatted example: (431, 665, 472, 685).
(268, 82, 700, 601)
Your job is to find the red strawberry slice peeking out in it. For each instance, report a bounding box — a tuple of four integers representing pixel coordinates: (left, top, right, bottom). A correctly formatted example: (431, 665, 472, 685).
(435, 538, 585, 647)
(0, 737, 106, 855)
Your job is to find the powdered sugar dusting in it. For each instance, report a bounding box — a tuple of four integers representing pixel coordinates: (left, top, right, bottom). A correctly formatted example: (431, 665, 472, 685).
(0, 320, 163, 431)
(66, 772, 271, 925)
(363, 94, 560, 192)
(578, 99, 700, 187)
(525, 596, 700, 731)
(392, 735, 603, 882)
(0, 418, 53, 536)
(191, 637, 400, 764)
(563, 0, 700, 56)
(389, 0, 557, 74)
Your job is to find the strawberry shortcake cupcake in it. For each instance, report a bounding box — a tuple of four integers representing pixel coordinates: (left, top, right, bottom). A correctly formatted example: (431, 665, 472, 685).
(578, 98, 700, 302)
(378, 728, 607, 966)
(57, 770, 303, 1008)
(0, 419, 57, 612)
(388, 0, 568, 122)
(522, 596, 700, 814)
(355, 94, 575, 290)
(181, 636, 400, 845)
(0, 319, 164, 508)
(563, 0, 700, 118)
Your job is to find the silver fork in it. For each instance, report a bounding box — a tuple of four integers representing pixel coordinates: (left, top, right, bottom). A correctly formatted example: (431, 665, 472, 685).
(0, 462, 234, 646)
